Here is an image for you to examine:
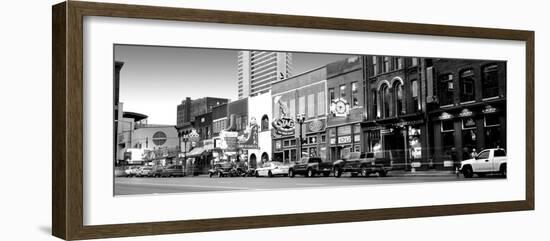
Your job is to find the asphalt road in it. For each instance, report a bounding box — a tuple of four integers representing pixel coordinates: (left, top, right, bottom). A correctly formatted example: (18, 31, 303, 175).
(114, 172, 502, 195)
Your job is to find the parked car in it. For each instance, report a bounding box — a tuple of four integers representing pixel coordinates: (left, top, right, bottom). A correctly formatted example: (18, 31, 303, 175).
(460, 148, 507, 178)
(149, 166, 165, 177)
(332, 152, 392, 177)
(159, 165, 185, 177)
(208, 162, 235, 178)
(255, 161, 290, 177)
(288, 157, 332, 177)
(136, 166, 153, 177)
(124, 166, 141, 177)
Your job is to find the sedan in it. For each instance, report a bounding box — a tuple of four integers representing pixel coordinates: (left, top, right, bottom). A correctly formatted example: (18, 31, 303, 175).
(255, 162, 290, 177)
(136, 166, 153, 177)
(124, 166, 141, 177)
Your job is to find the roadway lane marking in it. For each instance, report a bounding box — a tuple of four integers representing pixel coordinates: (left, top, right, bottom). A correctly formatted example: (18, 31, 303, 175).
(294, 183, 325, 186)
(115, 181, 266, 191)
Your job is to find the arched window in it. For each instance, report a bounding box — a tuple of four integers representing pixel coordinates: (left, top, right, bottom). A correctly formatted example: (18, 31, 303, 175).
(380, 84, 391, 118)
(261, 115, 269, 131)
(460, 69, 476, 102)
(394, 82, 404, 115)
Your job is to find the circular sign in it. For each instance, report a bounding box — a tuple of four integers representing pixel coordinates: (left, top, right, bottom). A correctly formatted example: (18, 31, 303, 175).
(330, 98, 350, 117)
(308, 119, 324, 132)
(152, 131, 167, 146)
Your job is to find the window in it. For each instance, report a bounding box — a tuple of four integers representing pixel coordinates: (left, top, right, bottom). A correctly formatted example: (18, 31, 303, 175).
(372, 56, 378, 76)
(317, 91, 325, 116)
(411, 57, 419, 66)
(482, 64, 499, 98)
(261, 115, 269, 131)
(411, 80, 420, 111)
(441, 120, 454, 132)
(392, 57, 403, 70)
(372, 90, 379, 118)
(283, 140, 290, 147)
(338, 125, 352, 136)
(398, 58, 404, 69)
(380, 84, 391, 118)
(299, 96, 306, 116)
(383, 57, 390, 72)
(462, 117, 476, 130)
(307, 135, 317, 144)
(339, 84, 347, 100)
(477, 150, 490, 159)
(439, 73, 454, 106)
(320, 134, 326, 143)
(485, 115, 500, 127)
(485, 114, 502, 149)
(329, 88, 335, 103)
(494, 149, 506, 157)
(460, 69, 476, 102)
(394, 82, 404, 115)
(307, 94, 315, 118)
(351, 82, 359, 107)
(289, 98, 295, 118)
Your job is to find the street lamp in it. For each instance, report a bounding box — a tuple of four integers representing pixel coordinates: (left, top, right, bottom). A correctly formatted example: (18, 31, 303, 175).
(296, 114, 306, 160)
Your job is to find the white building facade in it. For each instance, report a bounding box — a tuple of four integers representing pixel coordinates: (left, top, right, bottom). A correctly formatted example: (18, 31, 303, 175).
(246, 92, 273, 168)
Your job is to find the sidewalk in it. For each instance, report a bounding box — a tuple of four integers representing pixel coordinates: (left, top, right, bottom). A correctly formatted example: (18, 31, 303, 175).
(390, 170, 458, 177)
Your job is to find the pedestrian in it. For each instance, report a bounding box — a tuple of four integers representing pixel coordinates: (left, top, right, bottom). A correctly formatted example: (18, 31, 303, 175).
(449, 147, 459, 176)
(470, 148, 478, 159)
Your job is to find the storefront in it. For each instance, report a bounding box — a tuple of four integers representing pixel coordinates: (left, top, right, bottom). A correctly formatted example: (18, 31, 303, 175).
(361, 117, 426, 170)
(328, 123, 361, 161)
(431, 103, 506, 169)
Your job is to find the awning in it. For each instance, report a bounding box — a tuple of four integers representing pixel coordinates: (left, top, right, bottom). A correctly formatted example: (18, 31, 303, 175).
(186, 147, 205, 157)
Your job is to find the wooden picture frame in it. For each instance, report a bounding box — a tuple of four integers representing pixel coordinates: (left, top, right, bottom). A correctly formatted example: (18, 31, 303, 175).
(52, 1, 534, 240)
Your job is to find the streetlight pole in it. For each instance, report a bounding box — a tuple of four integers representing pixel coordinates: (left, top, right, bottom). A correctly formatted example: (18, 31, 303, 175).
(296, 114, 306, 160)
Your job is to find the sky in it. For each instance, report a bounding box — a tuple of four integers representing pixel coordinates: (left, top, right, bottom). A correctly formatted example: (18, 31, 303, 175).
(115, 45, 351, 125)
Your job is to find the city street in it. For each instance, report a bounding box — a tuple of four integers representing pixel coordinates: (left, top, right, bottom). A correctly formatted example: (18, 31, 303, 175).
(114, 172, 502, 195)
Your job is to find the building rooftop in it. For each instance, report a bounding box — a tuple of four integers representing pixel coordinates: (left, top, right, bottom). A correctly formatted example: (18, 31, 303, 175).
(123, 111, 148, 121)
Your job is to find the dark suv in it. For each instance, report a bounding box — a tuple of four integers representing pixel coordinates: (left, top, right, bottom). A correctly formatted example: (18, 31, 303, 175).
(288, 157, 332, 177)
(208, 162, 235, 177)
(332, 152, 391, 177)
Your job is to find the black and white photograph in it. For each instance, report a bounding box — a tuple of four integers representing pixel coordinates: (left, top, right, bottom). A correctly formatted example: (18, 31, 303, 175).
(113, 45, 507, 196)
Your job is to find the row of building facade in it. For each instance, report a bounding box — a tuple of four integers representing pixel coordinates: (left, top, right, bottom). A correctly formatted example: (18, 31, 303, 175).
(173, 54, 506, 172)
(115, 52, 506, 173)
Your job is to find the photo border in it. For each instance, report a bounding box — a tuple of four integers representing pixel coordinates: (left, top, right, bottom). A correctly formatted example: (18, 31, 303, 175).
(52, 1, 534, 240)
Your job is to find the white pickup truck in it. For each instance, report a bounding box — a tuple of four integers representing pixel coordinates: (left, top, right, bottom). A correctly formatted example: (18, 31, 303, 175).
(460, 148, 507, 178)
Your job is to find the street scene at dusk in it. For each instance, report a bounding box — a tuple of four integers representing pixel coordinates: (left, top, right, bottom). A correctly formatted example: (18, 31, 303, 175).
(114, 45, 507, 195)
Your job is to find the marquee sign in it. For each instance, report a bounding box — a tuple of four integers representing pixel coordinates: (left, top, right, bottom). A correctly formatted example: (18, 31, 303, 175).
(438, 112, 454, 120)
(330, 98, 350, 117)
(187, 129, 200, 142)
(238, 120, 259, 149)
(272, 117, 296, 136)
(482, 105, 498, 114)
(459, 108, 474, 117)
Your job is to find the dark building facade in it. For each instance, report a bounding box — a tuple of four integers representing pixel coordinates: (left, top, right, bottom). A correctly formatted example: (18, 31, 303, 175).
(362, 56, 428, 170)
(176, 97, 229, 128)
(427, 59, 506, 169)
(176, 96, 229, 142)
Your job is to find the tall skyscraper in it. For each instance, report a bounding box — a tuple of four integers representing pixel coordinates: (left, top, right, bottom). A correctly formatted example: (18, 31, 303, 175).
(237, 51, 292, 99)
